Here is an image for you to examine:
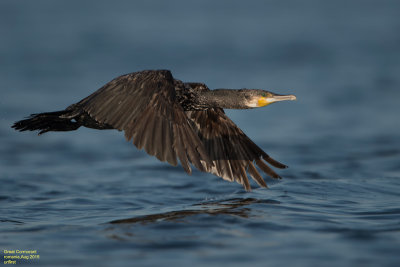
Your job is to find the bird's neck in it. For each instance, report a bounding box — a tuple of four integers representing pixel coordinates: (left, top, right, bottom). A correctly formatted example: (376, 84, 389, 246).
(196, 89, 250, 109)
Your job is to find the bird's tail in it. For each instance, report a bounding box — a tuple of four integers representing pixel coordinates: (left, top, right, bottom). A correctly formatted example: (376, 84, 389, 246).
(12, 110, 80, 135)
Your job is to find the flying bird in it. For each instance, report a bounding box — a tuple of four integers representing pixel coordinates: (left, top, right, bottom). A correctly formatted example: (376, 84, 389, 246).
(12, 70, 296, 190)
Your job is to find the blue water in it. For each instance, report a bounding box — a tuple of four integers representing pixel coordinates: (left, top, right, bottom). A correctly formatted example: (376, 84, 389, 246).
(1, 0, 400, 266)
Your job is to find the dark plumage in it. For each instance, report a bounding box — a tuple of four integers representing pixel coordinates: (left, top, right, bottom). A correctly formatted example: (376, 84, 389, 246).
(12, 70, 296, 191)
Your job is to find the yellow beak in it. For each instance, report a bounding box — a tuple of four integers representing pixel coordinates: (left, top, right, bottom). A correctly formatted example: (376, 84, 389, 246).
(258, 94, 297, 107)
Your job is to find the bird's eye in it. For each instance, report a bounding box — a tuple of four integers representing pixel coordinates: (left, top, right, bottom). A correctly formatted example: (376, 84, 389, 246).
(262, 93, 266, 97)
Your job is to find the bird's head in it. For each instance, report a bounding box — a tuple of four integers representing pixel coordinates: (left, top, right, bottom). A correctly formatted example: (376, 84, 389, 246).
(196, 88, 296, 110)
(243, 89, 297, 108)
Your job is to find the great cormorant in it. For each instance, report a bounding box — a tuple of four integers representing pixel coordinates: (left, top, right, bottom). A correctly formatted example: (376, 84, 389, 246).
(12, 70, 296, 190)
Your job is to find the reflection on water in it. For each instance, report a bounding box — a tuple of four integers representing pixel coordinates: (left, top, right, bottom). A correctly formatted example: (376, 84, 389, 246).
(109, 198, 280, 224)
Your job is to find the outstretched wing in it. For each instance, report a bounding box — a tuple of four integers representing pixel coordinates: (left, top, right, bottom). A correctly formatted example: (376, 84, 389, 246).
(186, 108, 287, 191)
(77, 70, 212, 174)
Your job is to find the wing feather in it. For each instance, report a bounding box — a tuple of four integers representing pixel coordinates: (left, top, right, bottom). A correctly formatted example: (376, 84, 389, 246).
(163, 121, 177, 166)
(255, 159, 281, 179)
(77, 70, 212, 172)
(186, 108, 286, 190)
(173, 124, 192, 174)
(248, 162, 267, 188)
